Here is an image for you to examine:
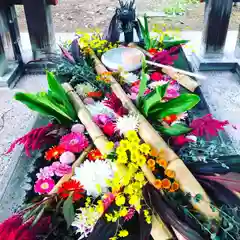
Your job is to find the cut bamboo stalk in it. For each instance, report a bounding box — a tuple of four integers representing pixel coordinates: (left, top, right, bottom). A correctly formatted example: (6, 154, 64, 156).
(50, 144, 93, 194)
(63, 83, 173, 240)
(88, 50, 219, 220)
(128, 42, 200, 92)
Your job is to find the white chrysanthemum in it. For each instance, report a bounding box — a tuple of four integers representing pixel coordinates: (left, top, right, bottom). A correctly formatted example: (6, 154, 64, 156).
(75, 83, 96, 97)
(115, 114, 140, 135)
(72, 160, 114, 197)
(72, 207, 101, 239)
(149, 80, 169, 89)
(86, 101, 115, 117)
(121, 72, 138, 84)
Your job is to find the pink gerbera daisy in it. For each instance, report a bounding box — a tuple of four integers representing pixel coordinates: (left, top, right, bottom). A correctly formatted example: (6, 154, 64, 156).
(60, 132, 89, 153)
(34, 178, 55, 194)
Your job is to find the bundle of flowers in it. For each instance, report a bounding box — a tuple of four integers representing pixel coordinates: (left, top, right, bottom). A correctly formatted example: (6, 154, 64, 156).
(1, 6, 240, 240)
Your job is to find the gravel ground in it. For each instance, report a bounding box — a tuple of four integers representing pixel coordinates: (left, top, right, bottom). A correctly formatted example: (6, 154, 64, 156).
(16, 1, 240, 32)
(0, 75, 48, 186)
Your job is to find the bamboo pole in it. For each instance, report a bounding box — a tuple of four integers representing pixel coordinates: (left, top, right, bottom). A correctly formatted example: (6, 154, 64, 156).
(128, 43, 200, 92)
(88, 50, 219, 220)
(63, 83, 173, 240)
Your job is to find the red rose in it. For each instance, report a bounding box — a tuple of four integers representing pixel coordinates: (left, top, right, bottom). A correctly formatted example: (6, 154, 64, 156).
(103, 122, 115, 137)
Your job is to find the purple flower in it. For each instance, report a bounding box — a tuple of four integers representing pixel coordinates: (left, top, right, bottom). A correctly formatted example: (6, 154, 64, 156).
(51, 161, 72, 177)
(36, 166, 55, 180)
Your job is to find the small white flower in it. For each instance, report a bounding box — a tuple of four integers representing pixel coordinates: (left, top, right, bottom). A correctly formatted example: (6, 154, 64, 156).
(75, 83, 96, 97)
(186, 135, 197, 142)
(72, 160, 114, 197)
(149, 80, 169, 89)
(86, 101, 115, 117)
(115, 113, 140, 135)
(121, 72, 138, 84)
(72, 207, 101, 239)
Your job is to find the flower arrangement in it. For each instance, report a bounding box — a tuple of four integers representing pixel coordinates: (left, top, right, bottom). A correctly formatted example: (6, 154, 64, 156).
(1, 8, 240, 240)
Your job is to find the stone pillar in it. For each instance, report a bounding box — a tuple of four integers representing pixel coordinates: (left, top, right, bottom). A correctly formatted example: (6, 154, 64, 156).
(201, 0, 233, 58)
(23, 0, 56, 59)
(4, 6, 23, 64)
(0, 10, 8, 77)
(235, 25, 240, 58)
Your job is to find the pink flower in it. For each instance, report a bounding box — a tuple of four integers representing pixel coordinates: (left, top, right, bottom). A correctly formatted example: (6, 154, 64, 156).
(83, 97, 95, 105)
(165, 88, 180, 99)
(71, 124, 85, 133)
(60, 151, 76, 165)
(93, 114, 113, 128)
(124, 207, 136, 221)
(34, 178, 55, 194)
(36, 166, 54, 179)
(60, 132, 89, 153)
(103, 193, 115, 211)
(51, 161, 72, 177)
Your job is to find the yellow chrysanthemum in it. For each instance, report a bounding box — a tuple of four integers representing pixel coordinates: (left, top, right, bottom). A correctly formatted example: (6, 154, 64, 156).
(116, 195, 126, 206)
(126, 130, 139, 142)
(105, 213, 113, 222)
(131, 150, 140, 162)
(124, 184, 134, 195)
(118, 230, 129, 237)
(119, 139, 130, 151)
(109, 237, 117, 240)
(129, 195, 139, 205)
(96, 200, 104, 214)
(139, 143, 151, 155)
(128, 163, 138, 174)
(117, 152, 128, 164)
(138, 154, 146, 166)
(129, 141, 139, 152)
(116, 146, 126, 155)
(135, 172, 145, 182)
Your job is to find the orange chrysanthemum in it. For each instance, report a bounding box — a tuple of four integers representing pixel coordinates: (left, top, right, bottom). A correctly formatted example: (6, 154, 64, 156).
(45, 146, 65, 161)
(162, 178, 171, 190)
(154, 179, 162, 189)
(169, 181, 180, 192)
(164, 169, 175, 178)
(157, 158, 168, 169)
(150, 148, 158, 157)
(147, 159, 155, 168)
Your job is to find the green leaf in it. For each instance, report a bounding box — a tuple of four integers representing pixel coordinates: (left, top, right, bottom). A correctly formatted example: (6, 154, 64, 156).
(47, 71, 77, 120)
(162, 39, 189, 49)
(149, 94, 200, 120)
(156, 123, 192, 136)
(142, 83, 169, 116)
(63, 195, 75, 228)
(136, 58, 148, 108)
(31, 206, 45, 227)
(15, 92, 73, 124)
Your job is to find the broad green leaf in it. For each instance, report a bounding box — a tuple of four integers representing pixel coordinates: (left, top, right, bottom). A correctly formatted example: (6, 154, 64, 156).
(156, 123, 192, 136)
(142, 83, 169, 116)
(15, 92, 73, 124)
(149, 94, 200, 120)
(144, 14, 150, 49)
(162, 39, 189, 49)
(63, 195, 75, 229)
(47, 71, 77, 120)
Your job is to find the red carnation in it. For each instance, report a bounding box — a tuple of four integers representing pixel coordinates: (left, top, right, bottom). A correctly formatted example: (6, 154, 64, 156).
(150, 72, 163, 81)
(103, 122, 115, 137)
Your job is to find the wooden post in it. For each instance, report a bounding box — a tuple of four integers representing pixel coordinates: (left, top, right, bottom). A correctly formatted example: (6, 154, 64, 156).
(201, 0, 233, 58)
(0, 10, 8, 77)
(22, 0, 56, 59)
(235, 25, 240, 58)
